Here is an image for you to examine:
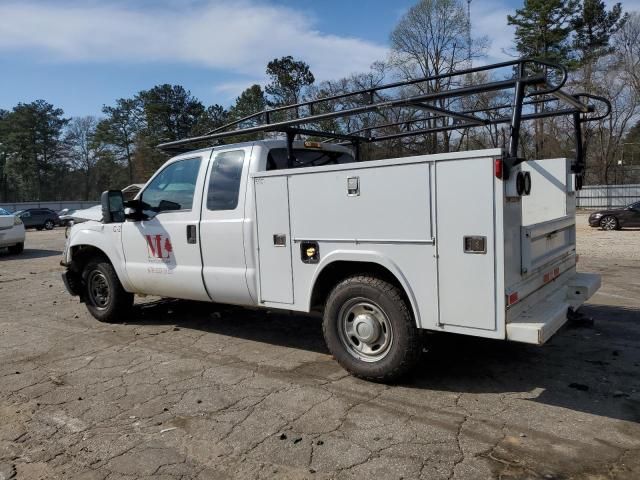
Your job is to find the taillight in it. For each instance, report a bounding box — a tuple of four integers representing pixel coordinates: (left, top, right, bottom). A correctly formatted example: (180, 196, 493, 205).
(494, 159, 503, 179)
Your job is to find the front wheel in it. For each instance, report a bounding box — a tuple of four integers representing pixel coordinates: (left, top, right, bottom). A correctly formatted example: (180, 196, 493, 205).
(322, 275, 421, 382)
(82, 260, 133, 323)
(44, 219, 55, 230)
(600, 215, 618, 231)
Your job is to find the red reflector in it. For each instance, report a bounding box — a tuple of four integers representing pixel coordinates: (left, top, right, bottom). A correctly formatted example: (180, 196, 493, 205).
(494, 159, 503, 179)
(508, 292, 518, 305)
(553, 267, 560, 277)
(544, 273, 550, 283)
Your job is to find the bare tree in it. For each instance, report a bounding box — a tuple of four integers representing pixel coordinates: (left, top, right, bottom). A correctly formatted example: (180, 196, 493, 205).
(389, 0, 488, 153)
(580, 54, 639, 184)
(616, 12, 640, 97)
(65, 116, 101, 200)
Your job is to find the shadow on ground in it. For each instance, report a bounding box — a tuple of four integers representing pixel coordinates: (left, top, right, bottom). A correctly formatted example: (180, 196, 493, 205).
(0, 248, 62, 259)
(123, 299, 640, 424)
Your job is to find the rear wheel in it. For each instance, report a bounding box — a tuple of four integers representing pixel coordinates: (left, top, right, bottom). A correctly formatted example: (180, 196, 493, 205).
(44, 219, 55, 230)
(600, 215, 618, 231)
(322, 275, 421, 382)
(82, 259, 133, 323)
(7, 242, 24, 254)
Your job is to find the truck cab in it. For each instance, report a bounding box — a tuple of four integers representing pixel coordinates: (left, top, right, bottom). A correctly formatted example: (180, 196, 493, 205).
(61, 140, 358, 317)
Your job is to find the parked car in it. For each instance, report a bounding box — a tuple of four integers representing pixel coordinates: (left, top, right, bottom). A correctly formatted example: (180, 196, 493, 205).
(58, 208, 77, 227)
(0, 207, 25, 254)
(15, 208, 60, 230)
(588, 201, 640, 230)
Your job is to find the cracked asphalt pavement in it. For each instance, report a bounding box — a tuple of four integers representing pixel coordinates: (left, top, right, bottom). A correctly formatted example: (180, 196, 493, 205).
(0, 215, 639, 479)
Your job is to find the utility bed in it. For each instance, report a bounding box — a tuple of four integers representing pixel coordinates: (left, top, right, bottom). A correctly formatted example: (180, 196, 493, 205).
(252, 149, 597, 343)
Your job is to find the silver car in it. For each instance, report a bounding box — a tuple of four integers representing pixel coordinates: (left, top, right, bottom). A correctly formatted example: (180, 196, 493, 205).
(0, 207, 26, 254)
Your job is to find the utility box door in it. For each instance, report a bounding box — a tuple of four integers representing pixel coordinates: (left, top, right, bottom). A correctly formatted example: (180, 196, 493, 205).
(255, 176, 294, 304)
(436, 157, 497, 330)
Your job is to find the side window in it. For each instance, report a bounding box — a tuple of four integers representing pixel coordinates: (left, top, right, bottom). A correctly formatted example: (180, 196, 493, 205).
(207, 150, 245, 211)
(141, 157, 201, 214)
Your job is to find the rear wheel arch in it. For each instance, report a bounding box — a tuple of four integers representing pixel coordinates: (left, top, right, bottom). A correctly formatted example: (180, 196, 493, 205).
(309, 259, 419, 326)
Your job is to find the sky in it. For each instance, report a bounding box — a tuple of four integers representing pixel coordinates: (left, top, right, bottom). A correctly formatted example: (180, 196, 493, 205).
(0, 0, 638, 118)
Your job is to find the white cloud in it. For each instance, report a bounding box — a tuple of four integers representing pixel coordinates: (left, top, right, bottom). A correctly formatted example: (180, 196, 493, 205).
(470, 0, 516, 63)
(0, 0, 388, 81)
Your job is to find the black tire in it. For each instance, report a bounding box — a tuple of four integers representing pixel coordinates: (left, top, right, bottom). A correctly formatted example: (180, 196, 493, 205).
(44, 219, 55, 230)
(600, 215, 618, 231)
(36, 226, 43, 231)
(322, 275, 421, 382)
(7, 242, 24, 254)
(82, 259, 133, 323)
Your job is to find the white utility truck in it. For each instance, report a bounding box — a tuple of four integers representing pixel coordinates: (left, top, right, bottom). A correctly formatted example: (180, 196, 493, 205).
(61, 59, 610, 381)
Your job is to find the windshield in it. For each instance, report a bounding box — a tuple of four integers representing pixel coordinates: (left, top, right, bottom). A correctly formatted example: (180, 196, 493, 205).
(0, 208, 11, 215)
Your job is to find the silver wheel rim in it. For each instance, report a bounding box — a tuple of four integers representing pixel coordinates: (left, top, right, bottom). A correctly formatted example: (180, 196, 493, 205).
(45, 220, 53, 229)
(88, 270, 110, 309)
(601, 217, 616, 230)
(338, 298, 393, 362)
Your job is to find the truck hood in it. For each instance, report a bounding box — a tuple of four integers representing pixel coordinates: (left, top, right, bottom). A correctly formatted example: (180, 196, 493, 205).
(71, 205, 103, 222)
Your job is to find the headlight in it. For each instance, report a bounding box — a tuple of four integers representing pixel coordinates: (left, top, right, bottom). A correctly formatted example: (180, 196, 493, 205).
(592, 213, 602, 218)
(13, 216, 22, 225)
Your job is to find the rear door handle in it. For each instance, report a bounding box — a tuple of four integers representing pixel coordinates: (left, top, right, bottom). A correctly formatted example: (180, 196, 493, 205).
(186, 225, 197, 244)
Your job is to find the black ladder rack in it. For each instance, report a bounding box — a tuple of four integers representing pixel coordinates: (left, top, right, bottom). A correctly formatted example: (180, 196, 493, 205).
(158, 58, 610, 179)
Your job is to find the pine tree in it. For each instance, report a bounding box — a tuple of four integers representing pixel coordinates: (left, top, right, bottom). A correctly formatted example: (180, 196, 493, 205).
(507, 0, 579, 157)
(507, 0, 579, 66)
(572, 0, 627, 81)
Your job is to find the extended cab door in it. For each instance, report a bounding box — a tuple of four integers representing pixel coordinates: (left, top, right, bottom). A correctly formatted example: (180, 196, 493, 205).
(120, 156, 210, 301)
(200, 148, 253, 305)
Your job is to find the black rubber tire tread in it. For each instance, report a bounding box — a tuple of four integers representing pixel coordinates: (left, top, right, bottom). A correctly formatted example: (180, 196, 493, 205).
(600, 215, 619, 231)
(83, 259, 133, 323)
(322, 274, 421, 382)
(7, 242, 24, 254)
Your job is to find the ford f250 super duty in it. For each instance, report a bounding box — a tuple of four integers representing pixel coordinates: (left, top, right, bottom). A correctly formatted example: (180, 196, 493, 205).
(61, 58, 611, 381)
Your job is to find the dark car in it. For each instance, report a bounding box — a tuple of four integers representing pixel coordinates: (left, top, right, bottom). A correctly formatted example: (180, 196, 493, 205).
(15, 208, 60, 230)
(588, 201, 640, 230)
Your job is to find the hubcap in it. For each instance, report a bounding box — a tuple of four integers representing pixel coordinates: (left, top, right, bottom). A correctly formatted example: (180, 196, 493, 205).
(338, 299, 393, 362)
(602, 217, 616, 230)
(88, 271, 110, 309)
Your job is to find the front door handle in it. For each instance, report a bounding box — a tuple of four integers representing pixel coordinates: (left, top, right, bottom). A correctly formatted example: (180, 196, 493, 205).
(186, 225, 197, 244)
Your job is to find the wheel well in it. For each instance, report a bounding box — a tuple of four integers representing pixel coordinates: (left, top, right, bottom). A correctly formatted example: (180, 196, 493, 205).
(310, 261, 410, 313)
(70, 245, 111, 274)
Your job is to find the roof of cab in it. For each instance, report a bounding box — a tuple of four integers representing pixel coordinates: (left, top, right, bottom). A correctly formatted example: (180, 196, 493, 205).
(168, 139, 353, 161)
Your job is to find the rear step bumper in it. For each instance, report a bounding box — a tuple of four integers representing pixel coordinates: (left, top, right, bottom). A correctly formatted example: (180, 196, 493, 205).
(506, 272, 600, 345)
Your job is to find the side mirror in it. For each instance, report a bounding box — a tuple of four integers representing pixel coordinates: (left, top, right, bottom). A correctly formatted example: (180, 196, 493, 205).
(101, 190, 125, 223)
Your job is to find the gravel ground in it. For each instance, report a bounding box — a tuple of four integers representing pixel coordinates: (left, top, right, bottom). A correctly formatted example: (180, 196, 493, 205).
(0, 220, 639, 480)
(576, 212, 640, 261)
